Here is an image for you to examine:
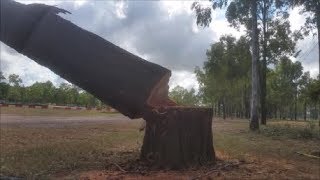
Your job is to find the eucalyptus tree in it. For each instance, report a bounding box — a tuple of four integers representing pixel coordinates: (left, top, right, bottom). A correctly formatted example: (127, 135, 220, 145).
(6, 74, 23, 102)
(195, 35, 251, 119)
(169, 86, 199, 106)
(306, 78, 320, 121)
(298, 72, 312, 120)
(8, 74, 22, 87)
(192, 0, 260, 130)
(0, 72, 9, 100)
(226, 0, 296, 124)
(268, 57, 303, 119)
(192, 0, 296, 127)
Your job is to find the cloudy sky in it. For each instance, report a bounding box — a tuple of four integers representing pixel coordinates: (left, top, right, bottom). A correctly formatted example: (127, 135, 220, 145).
(1, 0, 319, 91)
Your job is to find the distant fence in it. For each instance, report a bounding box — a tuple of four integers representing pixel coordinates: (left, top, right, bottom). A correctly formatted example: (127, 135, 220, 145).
(0, 103, 117, 112)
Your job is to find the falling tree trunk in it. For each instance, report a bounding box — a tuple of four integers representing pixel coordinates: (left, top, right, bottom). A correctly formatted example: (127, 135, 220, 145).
(141, 106, 215, 169)
(250, 0, 260, 130)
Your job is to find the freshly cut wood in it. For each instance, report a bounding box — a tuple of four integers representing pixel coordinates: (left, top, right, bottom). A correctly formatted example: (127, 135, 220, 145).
(0, 0, 170, 119)
(141, 106, 215, 169)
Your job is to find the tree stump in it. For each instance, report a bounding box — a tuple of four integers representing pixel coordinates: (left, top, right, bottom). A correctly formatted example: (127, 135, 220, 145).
(141, 106, 215, 169)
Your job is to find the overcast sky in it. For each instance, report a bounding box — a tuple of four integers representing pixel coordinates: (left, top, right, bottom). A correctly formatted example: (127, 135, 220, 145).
(1, 0, 319, 91)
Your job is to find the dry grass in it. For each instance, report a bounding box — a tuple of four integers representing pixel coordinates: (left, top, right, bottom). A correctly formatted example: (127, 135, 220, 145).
(0, 120, 144, 179)
(0, 108, 319, 179)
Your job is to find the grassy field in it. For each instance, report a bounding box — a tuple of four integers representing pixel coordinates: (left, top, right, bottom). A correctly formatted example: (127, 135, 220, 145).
(0, 107, 319, 179)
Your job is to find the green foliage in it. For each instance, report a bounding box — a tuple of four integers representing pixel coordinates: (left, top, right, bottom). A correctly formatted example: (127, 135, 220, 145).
(191, 0, 229, 27)
(8, 74, 22, 86)
(0, 82, 10, 100)
(195, 35, 252, 119)
(0, 72, 102, 107)
(306, 78, 320, 102)
(0, 72, 5, 81)
(169, 86, 199, 106)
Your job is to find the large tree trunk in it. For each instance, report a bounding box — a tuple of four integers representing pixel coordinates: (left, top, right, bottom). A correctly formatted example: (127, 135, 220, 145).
(141, 106, 215, 169)
(250, 0, 260, 130)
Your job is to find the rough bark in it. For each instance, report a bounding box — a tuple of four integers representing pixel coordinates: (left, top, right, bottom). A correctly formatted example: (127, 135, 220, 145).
(0, 0, 170, 119)
(250, 0, 260, 130)
(141, 106, 215, 169)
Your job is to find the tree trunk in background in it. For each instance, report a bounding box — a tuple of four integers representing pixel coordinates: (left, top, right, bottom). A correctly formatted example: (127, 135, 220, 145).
(294, 91, 297, 121)
(260, 0, 268, 125)
(223, 99, 226, 119)
(315, 103, 318, 120)
(250, 0, 260, 130)
(141, 106, 215, 169)
(218, 101, 221, 117)
(304, 101, 307, 121)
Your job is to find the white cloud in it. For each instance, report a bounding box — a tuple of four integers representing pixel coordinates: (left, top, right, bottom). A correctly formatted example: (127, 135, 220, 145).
(0, 43, 66, 86)
(169, 71, 199, 91)
(73, 0, 88, 9)
(115, 0, 127, 19)
(162, 1, 193, 17)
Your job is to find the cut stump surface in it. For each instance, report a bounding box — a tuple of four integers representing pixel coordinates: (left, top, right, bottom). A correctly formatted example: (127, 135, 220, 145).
(141, 106, 215, 169)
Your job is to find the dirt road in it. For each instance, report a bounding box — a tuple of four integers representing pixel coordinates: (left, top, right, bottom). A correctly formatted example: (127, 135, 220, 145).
(0, 114, 131, 128)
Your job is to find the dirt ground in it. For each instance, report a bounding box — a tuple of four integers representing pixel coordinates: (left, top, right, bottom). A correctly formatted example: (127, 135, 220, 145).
(0, 108, 319, 179)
